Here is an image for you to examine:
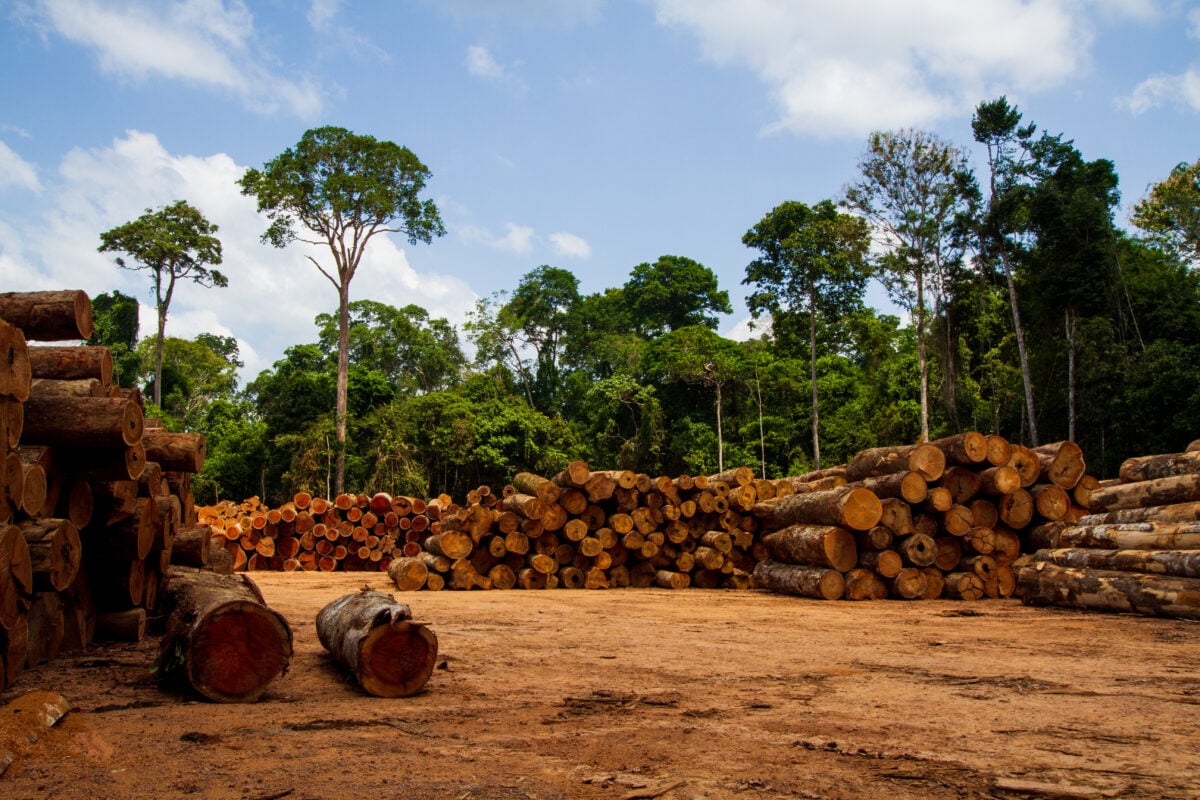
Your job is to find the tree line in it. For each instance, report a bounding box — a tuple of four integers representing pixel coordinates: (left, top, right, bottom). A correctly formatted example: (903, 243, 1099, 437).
(92, 98, 1200, 506)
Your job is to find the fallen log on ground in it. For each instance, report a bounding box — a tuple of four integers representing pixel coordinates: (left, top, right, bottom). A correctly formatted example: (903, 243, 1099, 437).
(316, 589, 438, 697)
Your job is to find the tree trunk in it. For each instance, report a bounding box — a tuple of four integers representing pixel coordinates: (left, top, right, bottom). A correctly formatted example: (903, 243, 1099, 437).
(941, 466, 982, 504)
(0, 319, 31, 405)
(930, 431, 988, 465)
(752, 559, 844, 599)
(316, 589, 438, 697)
(1078, 501, 1200, 527)
(0, 524, 33, 631)
(1030, 484, 1070, 522)
(809, 301, 820, 470)
(845, 443, 945, 482)
(1057, 521, 1200, 550)
(1118, 450, 1200, 484)
(0, 290, 94, 341)
(915, 273, 929, 442)
(1017, 562, 1200, 620)
(170, 527, 212, 568)
(158, 569, 293, 702)
(761, 525, 856, 572)
(141, 431, 206, 473)
(334, 282, 350, 496)
(19, 518, 80, 592)
(1088, 474, 1200, 513)
(22, 396, 143, 448)
(943, 571, 984, 600)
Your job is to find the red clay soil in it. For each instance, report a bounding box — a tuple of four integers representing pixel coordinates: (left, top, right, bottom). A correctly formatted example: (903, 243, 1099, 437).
(2, 572, 1199, 799)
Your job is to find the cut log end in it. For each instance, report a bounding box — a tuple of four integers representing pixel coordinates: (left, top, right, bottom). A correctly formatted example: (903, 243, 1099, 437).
(187, 602, 293, 702)
(357, 620, 439, 697)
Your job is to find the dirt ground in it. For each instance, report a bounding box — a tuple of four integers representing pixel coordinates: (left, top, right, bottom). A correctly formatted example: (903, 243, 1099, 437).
(2, 573, 1199, 800)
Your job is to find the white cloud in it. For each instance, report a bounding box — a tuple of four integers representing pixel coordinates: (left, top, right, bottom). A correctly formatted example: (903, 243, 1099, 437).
(307, 0, 342, 29)
(31, 0, 322, 118)
(723, 314, 771, 342)
(1121, 68, 1200, 114)
(0, 141, 41, 192)
(548, 231, 591, 259)
(0, 130, 475, 383)
(458, 221, 536, 253)
(652, 0, 1145, 138)
(466, 44, 509, 80)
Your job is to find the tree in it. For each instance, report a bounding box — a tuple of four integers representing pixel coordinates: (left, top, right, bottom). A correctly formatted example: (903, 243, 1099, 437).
(843, 129, 971, 441)
(88, 290, 141, 387)
(743, 199, 871, 469)
(239, 126, 445, 494)
(136, 334, 242, 431)
(502, 265, 581, 411)
(623, 255, 732, 337)
(98, 201, 226, 408)
(1132, 157, 1200, 267)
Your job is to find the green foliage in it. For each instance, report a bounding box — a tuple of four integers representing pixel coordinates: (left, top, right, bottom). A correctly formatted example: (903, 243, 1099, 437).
(623, 255, 731, 336)
(1132, 157, 1200, 267)
(88, 290, 141, 387)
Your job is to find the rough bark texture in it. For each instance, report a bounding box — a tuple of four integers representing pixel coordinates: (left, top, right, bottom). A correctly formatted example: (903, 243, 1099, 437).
(1032, 547, 1200, 579)
(1018, 562, 1200, 620)
(753, 486, 882, 531)
(0, 290, 93, 341)
(316, 589, 438, 697)
(751, 559, 844, 600)
(761, 525, 857, 572)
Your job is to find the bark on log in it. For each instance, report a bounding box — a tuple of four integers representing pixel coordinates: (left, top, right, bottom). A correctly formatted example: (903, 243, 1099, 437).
(512, 472, 560, 503)
(1, 397, 23, 449)
(858, 471, 927, 504)
(761, 524, 857, 572)
(943, 571, 985, 600)
(1117, 451, 1200, 483)
(316, 589, 438, 697)
(1078, 501, 1200, 527)
(930, 431, 988, 465)
(1088, 474, 1200, 513)
(22, 395, 143, 448)
(158, 569, 293, 702)
(0, 290, 93, 341)
(1017, 562, 1200, 620)
(845, 443, 945, 482)
(941, 466, 983, 504)
(979, 466, 1021, 496)
(19, 518, 80, 592)
(141, 431, 206, 473)
(1056, 521, 1200, 550)
(170, 526, 212, 568)
(26, 345, 112, 384)
(753, 486, 881, 531)
(752, 559, 844, 599)
(0, 319, 31, 403)
(0, 452, 21, 524)
(1032, 547, 1200, 579)
(0, 524, 33, 631)
(29, 377, 105, 398)
(23, 591, 64, 667)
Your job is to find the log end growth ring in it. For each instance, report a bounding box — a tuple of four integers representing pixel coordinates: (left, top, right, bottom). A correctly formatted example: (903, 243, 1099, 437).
(187, 602, 293, 702)
(842, 488, 883, 531)
(358, 621, 439, 698)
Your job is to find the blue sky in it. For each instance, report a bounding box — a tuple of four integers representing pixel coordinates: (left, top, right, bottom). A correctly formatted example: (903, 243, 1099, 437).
(2, 0, 1198, 381)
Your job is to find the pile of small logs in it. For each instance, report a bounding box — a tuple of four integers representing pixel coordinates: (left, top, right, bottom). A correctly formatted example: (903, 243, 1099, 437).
(195, 432, 1089, 602)
(0, 290, 211, 690)
(1017, 438, 1200, 620)
(749, 433, 1093, 601)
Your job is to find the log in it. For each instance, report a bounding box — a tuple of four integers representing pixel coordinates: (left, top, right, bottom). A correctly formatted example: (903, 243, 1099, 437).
(654, 569, 690, 590)
(888, 567, 927, 599)
(1, 397, 23, 449)
(859, 471, 927, 504)
(1017, 562, 1200, 620)
(943, 571, 985, 600)
(1032, 548, 1200, 579)
(1057, 521, 1200, 550)
(0, 452, 21, 524)
(0, 616, 27, 690)
(170, 526, 212, 568)
(19, 518, 80, 592)
(26, 345, 112, 384)
(894, 533, 936, 567)
(1118, 450, 1200, 483)
(0, 524, 33, 631)
(845, 443, 945, 482)
(1088, 474, 1200, 513)
(934, 536, 963, 571)
(29, 377, 105, 398)
(23, 591, 64, 667)
(22, 395, 143, 447)
(1006, 444, 1040, 487)
(752, 559, 844, 600)
(551, 459, 591, 488)
(19, 462, 46, 517)
(512, 472, 560, 503)
(709, 466, 754, 487)
(761, 525, 857, 572)
(855, 525, 893, 551)
(941, 504, 974, 536)
(930, 431, 988, 465)
(753, 486, 881, 531)
(0, 290, 93, 340)
(843, 568, 888, 600)
(998, 489, 1034, 529)
(141, 431, 206, 473)
(0, 319, 31, 402)
(158, 569, 293, 702)
(858, 549, 902, 578)
(979, 465, 1021, 496)
(387, 557, 429, 591)
(316, 589, 438, 697)
(1077, 501, 1200, 527)
(1030, 484, 1070, 521)
(984, 434, 1012, 466)
(923, 486, 952, 512)
(878, 498, 913, 536)
(1033, 441, 1086, 489)
(940, 466, 982, 504)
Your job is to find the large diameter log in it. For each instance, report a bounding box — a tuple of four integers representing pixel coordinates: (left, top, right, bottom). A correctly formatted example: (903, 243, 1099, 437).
(1118, 450, 1200, 483)
(762, 525, 857, 572)
(1, 397, 23, 449)
(1017, 562, 1200, 620)
(26, 345, 112, 385)
(845, 443, 945, 482)
(943, 571, 984, 600)
(29, 377, 105, 399)
(859, 471, 927, 504)
(0, 318, 31, 402)
(19, 518, 81, 592)
(1032, 548, 1200, 579)
(170, 526, 212, 568)
(22, 396, 143, 447)
(0, 524, 33, 631)
(141, 431, 206, 473)
(888, 567, 928, 600)
(752, 559, 844, 600)
(387, 557, 429, 591)
(512, 472, 560, 503)
(24, 591, 65, 667)
(753, 486, 881, 531)
(859, 548, 902, 578)
(1032, 441, 1086, 489)
(0, 290, 93, 341)
(1057, 521, 1200, 550)
(316, 589, 438, 697)
(1006, 445, 1040, 487)
(159, 569, 293, 702)
(941, 466, 983, 504)
(1088, 474, 1200, 513)
(1030, 484, 1070, 521)
(930, 431, 988, 465)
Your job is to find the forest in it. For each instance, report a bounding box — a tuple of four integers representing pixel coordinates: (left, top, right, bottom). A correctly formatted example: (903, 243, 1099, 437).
(89, 99, 1200, 507)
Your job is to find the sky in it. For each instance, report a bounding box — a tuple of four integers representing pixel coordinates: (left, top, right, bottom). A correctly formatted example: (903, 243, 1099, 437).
(1, 0, 1198, 383)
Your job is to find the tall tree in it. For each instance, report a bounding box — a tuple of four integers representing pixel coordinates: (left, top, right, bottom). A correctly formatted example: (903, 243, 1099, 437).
(98, 200, 225, 407)
(623, 255, 732, 337)
(743, 199, 871, 468)
(87, 290, 141, 387)
(502, 265, 580, 411)
(843, 129, 971, 441)
(1132, 157, 1200, 267)
(239, 126, 445, 493)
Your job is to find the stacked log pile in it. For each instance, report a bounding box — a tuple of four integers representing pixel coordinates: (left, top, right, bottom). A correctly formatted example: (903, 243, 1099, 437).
(196, 432, 1087, 602)
(750, 433, 1092, 601)
(0, 290, 209, 690)
(1017, 438, 1200, 620)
